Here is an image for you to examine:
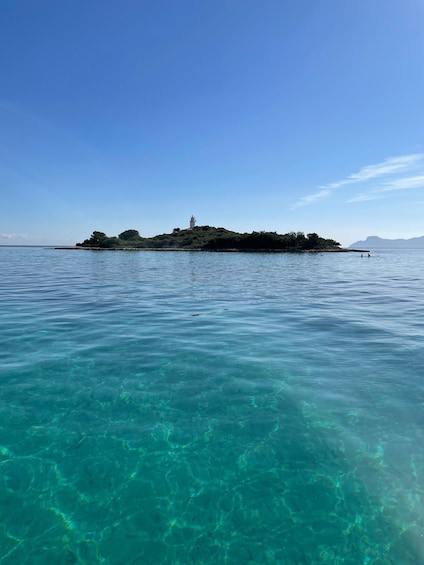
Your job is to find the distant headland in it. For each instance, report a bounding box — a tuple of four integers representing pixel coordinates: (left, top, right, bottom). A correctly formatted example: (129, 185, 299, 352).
(349, 235, 424, 249)
(74, 223, 348, 252)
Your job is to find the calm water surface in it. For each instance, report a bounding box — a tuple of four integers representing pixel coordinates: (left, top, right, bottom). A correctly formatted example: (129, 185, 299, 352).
(1, 247, 424, 564)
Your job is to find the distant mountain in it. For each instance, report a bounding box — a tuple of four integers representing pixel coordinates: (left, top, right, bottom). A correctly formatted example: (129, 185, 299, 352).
(349, 235, 424, 249)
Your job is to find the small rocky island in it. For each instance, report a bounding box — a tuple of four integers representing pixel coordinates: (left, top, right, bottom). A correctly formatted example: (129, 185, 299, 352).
(76, 225, 343, 252)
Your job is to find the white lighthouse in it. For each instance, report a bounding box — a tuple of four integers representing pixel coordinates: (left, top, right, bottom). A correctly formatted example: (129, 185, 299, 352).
(190, 215, 196, 229)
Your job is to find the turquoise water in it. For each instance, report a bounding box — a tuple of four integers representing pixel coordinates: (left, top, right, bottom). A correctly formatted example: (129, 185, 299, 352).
(1, 247, 424, 564)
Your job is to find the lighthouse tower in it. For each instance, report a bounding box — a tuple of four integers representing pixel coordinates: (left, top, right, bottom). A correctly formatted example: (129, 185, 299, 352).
(189, 215, 196, 229)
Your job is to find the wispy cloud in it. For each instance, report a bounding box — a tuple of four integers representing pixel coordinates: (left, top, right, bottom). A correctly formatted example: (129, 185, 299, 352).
(1, 233, 28, 239)
(291, 189, 330, 208)
(347, 173, 424, 203)
(292, 153, 424, 208)
(323, 154, 424, 190)
(378, 174, 424, 192)
(346, 193, 384, 203)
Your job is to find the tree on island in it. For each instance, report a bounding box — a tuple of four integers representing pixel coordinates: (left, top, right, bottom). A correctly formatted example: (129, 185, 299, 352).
(77, 229, 144, 248)
(118, 229, 141, 241)
(81, 231, 108, 246)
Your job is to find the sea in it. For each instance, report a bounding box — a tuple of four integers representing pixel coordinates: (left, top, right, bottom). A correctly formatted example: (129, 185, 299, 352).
(1, 246, 423, 564)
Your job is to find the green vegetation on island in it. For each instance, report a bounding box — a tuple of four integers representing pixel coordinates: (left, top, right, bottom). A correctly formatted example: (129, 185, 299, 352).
(76, 227, 342, 252)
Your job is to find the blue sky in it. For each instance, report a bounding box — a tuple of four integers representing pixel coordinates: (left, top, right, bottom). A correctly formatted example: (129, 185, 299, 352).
(1, 0, 424, 246)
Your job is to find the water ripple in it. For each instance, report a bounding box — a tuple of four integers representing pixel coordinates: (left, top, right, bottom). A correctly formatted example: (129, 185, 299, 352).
(1, 247, 424, 563)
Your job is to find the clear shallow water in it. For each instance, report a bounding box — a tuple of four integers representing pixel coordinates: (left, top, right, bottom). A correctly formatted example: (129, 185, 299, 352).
(1, 247, 424, 564)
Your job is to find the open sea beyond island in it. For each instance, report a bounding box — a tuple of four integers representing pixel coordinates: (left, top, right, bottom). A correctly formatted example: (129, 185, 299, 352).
(1, 246, 424, 564)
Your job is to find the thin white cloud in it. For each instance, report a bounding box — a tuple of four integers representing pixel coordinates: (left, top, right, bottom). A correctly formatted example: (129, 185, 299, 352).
(348, 174, 424, 203)
(346, 193, 384, 203)
(1, 233, 28, 239)
(291, 189, 330, 208)
(378, 174, 424, 192)
(292, 153, 424, 208)
(322, 154, 424, 190)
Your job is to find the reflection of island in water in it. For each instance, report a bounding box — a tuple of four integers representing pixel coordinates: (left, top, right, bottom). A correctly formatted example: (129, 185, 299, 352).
(76, 219, 347, 252)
